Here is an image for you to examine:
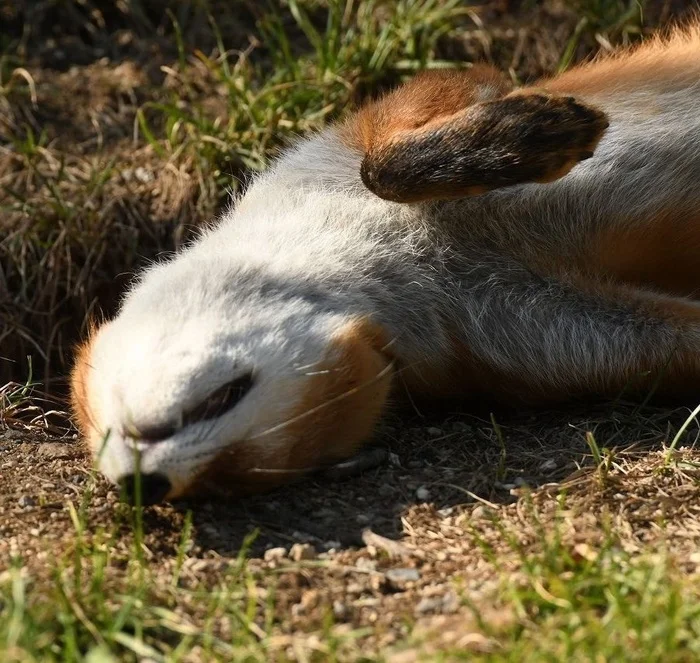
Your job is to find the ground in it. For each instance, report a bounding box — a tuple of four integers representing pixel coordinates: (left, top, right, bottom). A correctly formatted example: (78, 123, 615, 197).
(4, 404, 700, 660)
(3, 1, 700, 661)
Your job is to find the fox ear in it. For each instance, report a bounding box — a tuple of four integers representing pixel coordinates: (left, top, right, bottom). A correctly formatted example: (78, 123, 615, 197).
(343, 69, 609, 203)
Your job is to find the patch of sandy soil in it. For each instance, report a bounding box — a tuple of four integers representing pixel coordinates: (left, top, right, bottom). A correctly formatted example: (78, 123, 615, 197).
(3, 404, 700, 656)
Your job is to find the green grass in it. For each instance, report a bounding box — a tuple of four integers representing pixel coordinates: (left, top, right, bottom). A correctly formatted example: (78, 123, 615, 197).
(485, 552, 700, 661)
(7, 469, 699, 661)
(0, 482, 373, 662)
(1, 494, 270, 661)
(399, 490, 700, 662)
(481, 507, 700, 662)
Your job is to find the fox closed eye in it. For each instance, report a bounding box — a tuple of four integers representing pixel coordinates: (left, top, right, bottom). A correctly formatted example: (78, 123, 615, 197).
(126, 373, 255, 443)
(183, 373, 254, 427)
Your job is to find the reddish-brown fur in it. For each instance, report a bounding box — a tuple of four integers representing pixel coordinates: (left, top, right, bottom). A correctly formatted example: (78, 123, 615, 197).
(546, 29, 700, 97)
(340, 65, 511, 153)
(70, 334, 96, 442)
(588, 209, 700, 299)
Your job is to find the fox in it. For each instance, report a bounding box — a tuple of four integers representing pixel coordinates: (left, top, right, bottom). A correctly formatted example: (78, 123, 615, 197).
(71, 23, 700, 504)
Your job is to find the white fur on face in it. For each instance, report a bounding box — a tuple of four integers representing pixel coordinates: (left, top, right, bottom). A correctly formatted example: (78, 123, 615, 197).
(83, 251, 345, 498)
(79, 132, 433, 499)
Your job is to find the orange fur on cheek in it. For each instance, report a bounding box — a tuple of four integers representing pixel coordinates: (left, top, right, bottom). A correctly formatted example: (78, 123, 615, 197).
(285, 317, 394, 464)
(70, 334, 98, 444)
(192, 318, 395, 497)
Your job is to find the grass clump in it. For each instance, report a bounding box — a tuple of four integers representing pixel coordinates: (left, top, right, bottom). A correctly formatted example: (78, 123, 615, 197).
(1, 522, 271, 662)
(478, 519, 700, 662)
(399, 485, 700, 662)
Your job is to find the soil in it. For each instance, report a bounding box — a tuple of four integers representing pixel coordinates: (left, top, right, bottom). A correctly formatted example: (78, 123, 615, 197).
(3, 403, 700, 656)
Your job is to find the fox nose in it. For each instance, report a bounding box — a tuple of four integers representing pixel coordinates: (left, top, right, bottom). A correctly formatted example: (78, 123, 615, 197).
(118, 472, 172, 505)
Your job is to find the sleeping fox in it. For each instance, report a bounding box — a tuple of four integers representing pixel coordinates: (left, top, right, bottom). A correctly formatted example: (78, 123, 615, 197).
(71, 24, 700, 504)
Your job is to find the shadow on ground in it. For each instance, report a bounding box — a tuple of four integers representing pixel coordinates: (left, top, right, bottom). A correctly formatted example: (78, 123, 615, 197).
(161, 401, 695, 557)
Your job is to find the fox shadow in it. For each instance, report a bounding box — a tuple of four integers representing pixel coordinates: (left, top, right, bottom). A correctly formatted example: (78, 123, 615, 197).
(170, 400, 694, 558)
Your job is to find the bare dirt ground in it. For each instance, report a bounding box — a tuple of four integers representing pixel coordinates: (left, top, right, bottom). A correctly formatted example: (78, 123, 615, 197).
(3, 401, 700, 657)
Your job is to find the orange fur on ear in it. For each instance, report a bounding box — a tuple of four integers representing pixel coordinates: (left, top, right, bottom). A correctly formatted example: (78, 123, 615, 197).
(341, 66, 512, 154)
(341, 67, 608, 203)
(362, 91, 608, 203)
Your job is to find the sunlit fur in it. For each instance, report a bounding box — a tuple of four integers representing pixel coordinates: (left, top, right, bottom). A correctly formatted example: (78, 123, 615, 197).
(73, 23, 700, 500)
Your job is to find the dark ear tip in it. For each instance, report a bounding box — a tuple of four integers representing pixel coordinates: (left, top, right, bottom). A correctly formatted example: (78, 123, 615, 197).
(360, 154, 406, 202)
(592, 111, 610, 131)
(359, 157, 375, 191)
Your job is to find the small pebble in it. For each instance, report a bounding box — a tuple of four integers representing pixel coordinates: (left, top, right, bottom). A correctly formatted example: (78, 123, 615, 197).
(388, 453, 402, 467)
(37, 443, 70, 459)
(134, 166, 154, 183)
(18, 495, 36, 508)
(311, 508, 337, 520)
(470, 505, 493, 520)
(370, 574, 386, 592)
(386, 568, 421, 585)
(415, 591, 459, 615)
(263, 547, 287, 562)
(415, 486, 431, 501)
(378, 484, 394, 497)
(289, 543, 316, 562)
(540, 459, 558, 471)
(356, 513, 371, 525)
(415, 596, 443, 614)
(355, 557, 377, 572)
(333, 600, 348, 620)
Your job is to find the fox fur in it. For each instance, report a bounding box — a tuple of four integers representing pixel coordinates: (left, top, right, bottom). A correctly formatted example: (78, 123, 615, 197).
(72, 23, 700, 502)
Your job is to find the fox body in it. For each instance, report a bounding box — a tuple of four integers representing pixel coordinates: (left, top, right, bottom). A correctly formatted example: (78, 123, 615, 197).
(72, 25, 700, 502)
